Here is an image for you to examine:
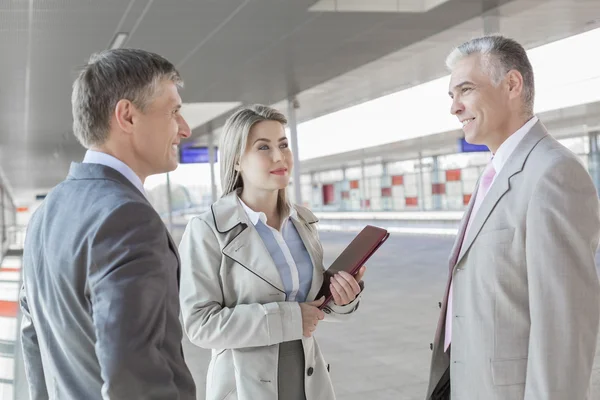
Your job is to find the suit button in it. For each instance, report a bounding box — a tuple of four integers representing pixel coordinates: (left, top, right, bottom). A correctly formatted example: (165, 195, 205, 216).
(438, 302, 442, 309)
(307, 367, 314, 376)
(327, 364, 330, 372)
(430, 343, 433, 350)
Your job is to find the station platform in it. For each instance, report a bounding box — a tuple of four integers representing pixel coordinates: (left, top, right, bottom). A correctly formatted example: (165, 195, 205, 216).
(0, 249, 26, 400)
(4, 231, 600, 400)
(181, 231, 600, 400)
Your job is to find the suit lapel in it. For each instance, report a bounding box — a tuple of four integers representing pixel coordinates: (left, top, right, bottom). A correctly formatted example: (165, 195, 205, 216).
(69, 162, 183, 283)
(166, 230, 182, 284)
(453, 121, 548, 268)
(448, 190, 477, 271)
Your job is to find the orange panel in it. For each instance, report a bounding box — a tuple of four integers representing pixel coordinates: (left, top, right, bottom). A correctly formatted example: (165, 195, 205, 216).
(446, 169, 461, 182)
(405, 197, 418, 206)
(463, 194, 472, 205)
(0, 301, 18, 318)
(391, 175, 404, 186)
(349, 180, 360, 189)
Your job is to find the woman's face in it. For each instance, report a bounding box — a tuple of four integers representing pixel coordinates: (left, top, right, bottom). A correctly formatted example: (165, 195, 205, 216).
(237, 120, 293, 192)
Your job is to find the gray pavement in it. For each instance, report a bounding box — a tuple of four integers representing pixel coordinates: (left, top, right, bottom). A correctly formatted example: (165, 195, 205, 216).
(181, 232, 600, 400)
(9, 232, 600, 399)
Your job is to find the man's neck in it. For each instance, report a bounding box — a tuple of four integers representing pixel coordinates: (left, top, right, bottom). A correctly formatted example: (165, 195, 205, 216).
(90, 145, 147, 184)
(488, 114, 533, 154)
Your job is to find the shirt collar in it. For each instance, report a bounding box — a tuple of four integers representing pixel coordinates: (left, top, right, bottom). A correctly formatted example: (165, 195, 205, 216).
(238, 197, 298, 228)
(82, 150, 146, 195)
(492, 116, 538, 175)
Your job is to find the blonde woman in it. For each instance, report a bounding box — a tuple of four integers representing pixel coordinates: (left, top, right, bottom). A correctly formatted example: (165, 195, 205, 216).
(179, 104, 366, 400)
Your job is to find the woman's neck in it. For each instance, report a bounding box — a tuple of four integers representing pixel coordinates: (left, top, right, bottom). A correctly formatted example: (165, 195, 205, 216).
(240, 188, 281, 230)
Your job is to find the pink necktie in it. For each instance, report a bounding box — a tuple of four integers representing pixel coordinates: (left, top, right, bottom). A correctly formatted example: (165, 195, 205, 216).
(445, 161, 496, 351)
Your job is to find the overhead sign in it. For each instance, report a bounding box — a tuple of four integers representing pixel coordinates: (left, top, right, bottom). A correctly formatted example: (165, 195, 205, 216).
(458, 138, 488, 153)
(179, 146, 218, 164)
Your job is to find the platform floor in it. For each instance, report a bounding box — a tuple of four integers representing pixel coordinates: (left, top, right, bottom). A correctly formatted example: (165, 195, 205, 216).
(181, 232, 600, 400)
(6, 232, 600, 399)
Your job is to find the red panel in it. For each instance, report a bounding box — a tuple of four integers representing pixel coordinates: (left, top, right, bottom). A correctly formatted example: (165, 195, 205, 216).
(391, 175, 404, 186)
(446, 169, 461, 182)
(341, 191, 350, 199)
(405, 197, 418, 206)
(362, 199, 371, 208)
(463, 194, 472, 205)
(322, 184, 335, 205)
(381, 187, 392, 197)
(432, 183, 446, 195)
(349, 180, 360, 189)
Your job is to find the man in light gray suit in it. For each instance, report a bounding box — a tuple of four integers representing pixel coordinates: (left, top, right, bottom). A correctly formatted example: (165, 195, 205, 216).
(427, 35, 600, 399)
(19, 49, 196, 399)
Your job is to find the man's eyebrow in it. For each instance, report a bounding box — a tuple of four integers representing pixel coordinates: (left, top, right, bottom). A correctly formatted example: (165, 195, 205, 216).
(448, 81, 474, 96)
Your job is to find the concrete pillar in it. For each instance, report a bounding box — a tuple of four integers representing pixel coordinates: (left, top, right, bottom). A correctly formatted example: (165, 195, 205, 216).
(288, 98, 302, 205)
(483, 0, 500, 34)
(432, 155, 442, 210)
(588, 131, 600, 196)
(166, 173, 173, 232)
(360, 161, 367, 210)
(208, 130, 217, 203)
(418, 152, 425, 211)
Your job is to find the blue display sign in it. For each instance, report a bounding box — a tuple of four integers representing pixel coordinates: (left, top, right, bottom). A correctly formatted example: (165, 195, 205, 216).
(179, 146, 218, 164)
(458, 138, 488, 153)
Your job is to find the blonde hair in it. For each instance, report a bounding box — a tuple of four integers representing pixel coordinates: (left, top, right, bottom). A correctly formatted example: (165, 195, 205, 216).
(219, 104, 291, 215)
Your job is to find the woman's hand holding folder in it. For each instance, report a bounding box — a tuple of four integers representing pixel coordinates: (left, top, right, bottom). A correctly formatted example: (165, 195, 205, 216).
(330, 266, 366, 306)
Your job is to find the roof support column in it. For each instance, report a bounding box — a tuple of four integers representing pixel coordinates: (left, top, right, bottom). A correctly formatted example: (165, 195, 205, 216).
(208, 129, 217, 203)
(288, 98, 302, 205)
(483, 0, 500, 34)
(165, 173, 173, 232)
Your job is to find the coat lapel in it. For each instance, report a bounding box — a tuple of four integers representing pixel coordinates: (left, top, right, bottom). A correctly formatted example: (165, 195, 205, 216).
(214, 192, 285, 293)
(453, 121, 548, 268)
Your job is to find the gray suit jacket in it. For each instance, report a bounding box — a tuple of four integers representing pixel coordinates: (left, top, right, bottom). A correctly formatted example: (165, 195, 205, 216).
(20, 163, 196, 399)
(427, 121, 600, 400)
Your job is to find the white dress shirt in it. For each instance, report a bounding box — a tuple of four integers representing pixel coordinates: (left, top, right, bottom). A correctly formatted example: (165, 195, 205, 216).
(82, 150, 145, 195)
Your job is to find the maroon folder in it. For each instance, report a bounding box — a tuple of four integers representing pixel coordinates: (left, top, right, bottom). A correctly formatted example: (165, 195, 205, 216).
(316, 225, 389, 309)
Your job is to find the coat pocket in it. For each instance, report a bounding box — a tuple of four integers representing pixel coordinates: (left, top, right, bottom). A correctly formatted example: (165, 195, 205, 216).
(491, 357, 527, 386)
(208, 349, 237, 400)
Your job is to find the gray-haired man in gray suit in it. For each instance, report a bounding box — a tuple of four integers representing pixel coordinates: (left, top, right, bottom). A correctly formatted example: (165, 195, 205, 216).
(20, 49, 196, 399)
(427, 35, 600, 400)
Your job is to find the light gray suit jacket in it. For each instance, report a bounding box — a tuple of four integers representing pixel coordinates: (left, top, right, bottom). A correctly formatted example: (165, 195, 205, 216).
(20, 163, 196, 400)
(427, 121, 600, 400)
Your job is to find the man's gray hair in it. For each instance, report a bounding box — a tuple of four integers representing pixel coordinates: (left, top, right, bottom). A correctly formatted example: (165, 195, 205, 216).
(446, 35, 535, 115)
(71, 48, 183, 148)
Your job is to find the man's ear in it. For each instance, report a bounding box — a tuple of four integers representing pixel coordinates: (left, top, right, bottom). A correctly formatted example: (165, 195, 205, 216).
(506, 69, 524, 100)
(114, 99, 135, 134)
